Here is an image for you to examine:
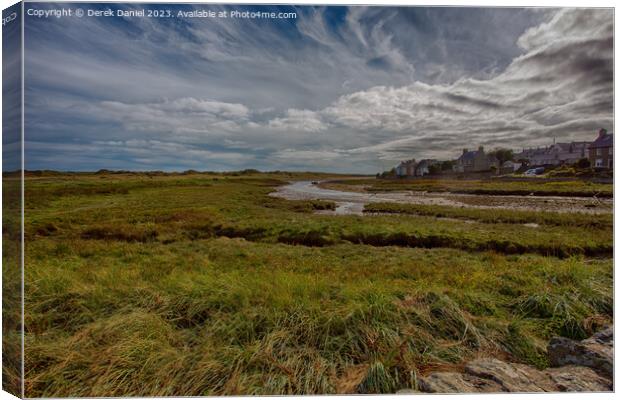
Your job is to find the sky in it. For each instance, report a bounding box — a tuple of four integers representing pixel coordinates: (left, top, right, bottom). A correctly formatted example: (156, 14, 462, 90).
(21, 4, 613, 173)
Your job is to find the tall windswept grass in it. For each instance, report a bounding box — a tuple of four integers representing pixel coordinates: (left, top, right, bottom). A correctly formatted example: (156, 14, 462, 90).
(364, 202, 613, 228)
(19, 173, 613, 396)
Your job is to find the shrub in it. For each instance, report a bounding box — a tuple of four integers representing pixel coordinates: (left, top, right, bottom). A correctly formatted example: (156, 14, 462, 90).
(576, 158, 591, 169)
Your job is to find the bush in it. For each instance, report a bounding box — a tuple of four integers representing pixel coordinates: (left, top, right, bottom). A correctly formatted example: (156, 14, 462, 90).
(576, 158, 591, 169)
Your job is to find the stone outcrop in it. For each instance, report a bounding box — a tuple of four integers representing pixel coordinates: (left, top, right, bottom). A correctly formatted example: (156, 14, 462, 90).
(418, 359, 611, 393)
(415, 326, 613, 393)
(417, 370, 503, 393)
(548, 325, 613, 377)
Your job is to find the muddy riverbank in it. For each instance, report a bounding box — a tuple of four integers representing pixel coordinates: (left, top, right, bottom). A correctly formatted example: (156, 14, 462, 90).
(270, 181, 613, 215)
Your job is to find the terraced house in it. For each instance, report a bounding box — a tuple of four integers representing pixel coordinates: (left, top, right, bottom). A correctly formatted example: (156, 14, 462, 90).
(396, 159, 417, 177)
(395, 159, 439, 177)
(589, 129, 613, 169)
(515, 140, 590, 167)
(454, 146, 499, 173)
(547, 141, 590, 165)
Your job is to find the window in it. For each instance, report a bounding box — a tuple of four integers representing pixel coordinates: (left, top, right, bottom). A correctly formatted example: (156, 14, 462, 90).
(609, 147, 613, 156)
(596, 148, 602, 156)
(595, 159, 604, 167)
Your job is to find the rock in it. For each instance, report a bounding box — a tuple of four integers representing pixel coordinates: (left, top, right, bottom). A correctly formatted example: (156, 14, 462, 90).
(416, 361, 612, 393)
(583, 326, 613, 347)
(417, 371, 503, 393)
(546, 365, 612, 391)
(464, 358, 557, 392)
(411, 327, 614, 394)
(548, 327, 613, 377)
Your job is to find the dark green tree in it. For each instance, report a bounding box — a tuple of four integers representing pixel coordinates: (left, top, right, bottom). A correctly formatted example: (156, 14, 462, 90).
(576, 158, 591, 169)
(440, 160, 455, 171)
(488, 148, 514, 165)
(428, 164, 442, 175)
(378, 167, 397, 179)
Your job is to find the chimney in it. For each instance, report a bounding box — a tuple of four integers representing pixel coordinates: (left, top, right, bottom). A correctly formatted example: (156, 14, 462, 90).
(478, 146, 484, 152)
(462, 148, 468, 155)
(598, 128, 608, 138)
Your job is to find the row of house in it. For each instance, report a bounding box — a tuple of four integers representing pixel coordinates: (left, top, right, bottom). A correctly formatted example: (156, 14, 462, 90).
(513, 129, 613, 169)
(395, 158, 438, 177)
(454, 146, 500, 173)
(513, 142, 589, 167)
(394, 129, 613, 177)
(396, 145, 517, 177)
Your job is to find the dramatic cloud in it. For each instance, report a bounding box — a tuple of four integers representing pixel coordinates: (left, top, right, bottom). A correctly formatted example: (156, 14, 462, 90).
(22, 5, 612, 172)
(312, 9, 613, 162)
(268, 109, 326, 133)
(99, 98, 250, 134)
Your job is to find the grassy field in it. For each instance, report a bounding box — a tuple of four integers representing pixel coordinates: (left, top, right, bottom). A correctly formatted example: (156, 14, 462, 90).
(3, 176, 22, 396)
(14, 172, 613, 396)
(363, 203, 613, 228)
(321, 177, 613, 197)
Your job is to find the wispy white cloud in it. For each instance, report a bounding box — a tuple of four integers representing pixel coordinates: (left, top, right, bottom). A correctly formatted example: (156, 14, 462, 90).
(311, 8, 613, 162)
(23, 6, 612, 173)
(268, 109, 326, 132)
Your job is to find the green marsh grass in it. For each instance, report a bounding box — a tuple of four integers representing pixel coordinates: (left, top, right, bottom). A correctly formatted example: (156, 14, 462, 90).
(323, 177, 613, 197)
(19, 172, 613, 396)
(363, 203, 612, 229)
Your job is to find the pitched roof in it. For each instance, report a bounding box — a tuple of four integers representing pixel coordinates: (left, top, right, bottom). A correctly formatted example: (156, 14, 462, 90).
(552, 143, 571, 152)
(416, 159, 437, 168)
(398, 159, 416, 167)
(552, 142, 589, 152)
(590, 133, 613, 148)
(515, 147, 550, 157)
(459, 151, 478, 161)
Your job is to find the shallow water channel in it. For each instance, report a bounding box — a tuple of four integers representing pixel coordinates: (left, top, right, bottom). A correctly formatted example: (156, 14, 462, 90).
(270, 181, 612, 216)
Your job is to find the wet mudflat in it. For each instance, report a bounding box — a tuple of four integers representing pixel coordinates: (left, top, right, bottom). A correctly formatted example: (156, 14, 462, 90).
(271, 180, 613, 215)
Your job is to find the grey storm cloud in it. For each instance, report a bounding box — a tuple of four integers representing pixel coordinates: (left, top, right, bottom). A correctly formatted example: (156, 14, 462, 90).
(313, 8, 614, 163)
(22, 6, 613, 173)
